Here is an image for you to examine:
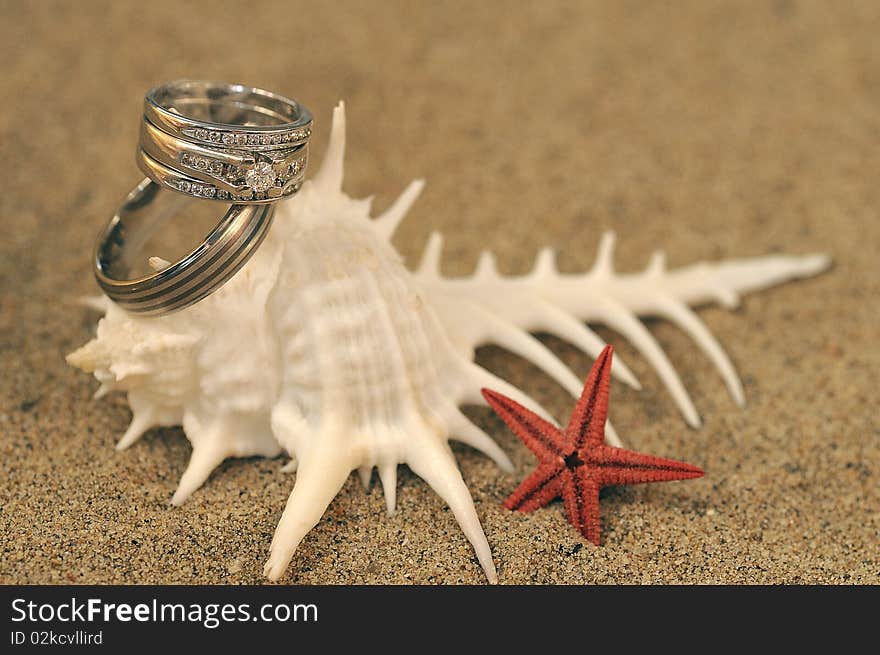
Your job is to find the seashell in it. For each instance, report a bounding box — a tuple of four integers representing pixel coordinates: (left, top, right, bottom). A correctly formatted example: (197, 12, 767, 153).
(67, 103, 830, 582)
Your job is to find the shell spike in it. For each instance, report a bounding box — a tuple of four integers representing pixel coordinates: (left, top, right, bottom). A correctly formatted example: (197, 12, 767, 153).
(532, 247, 558, 278)
(460, 363, 558, 425)
(709, 253, 831, 301)
(448, 409, 514, 472)
(357, 465, 373, 490)
(374, 179, 425, 240)
(475, 251, 498, 279)
(170, 443, 229, 506)
(469, 305, 583, 398)
(116, 409, 155, 451)
(591, 230, 617, 276)
(406, 440, 498, 583)
(264, 448, 354, 581)
(654, 295, 745, 406)
(647, 250, 666, 276)
(148, 256, 172, 272)
(417, 231, 445, 278)
(530, 299, 642, 389)
(311, 101, 346, 195)
(93, 383, 113, 400)
(593, 297, 701, 427)
(379, 464, 397, 515)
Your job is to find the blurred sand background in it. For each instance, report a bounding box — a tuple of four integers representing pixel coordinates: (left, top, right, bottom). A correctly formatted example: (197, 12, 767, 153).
(0, 0, 877, 584)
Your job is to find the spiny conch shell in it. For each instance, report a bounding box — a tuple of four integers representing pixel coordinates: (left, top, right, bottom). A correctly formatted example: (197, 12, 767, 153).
(67, 102, 830, 583)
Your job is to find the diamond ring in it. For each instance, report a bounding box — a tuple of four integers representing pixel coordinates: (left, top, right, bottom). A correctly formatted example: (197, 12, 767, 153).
(138, 120, 306, 203)
(140, 80, 311, 203)
(92, 80, 311, 316)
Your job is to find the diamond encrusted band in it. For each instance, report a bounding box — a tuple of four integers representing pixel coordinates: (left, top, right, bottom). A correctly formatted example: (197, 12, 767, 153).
(94, 178, 275, 316)
(139, 119, 307, 203)
(141, 80, 312, 203)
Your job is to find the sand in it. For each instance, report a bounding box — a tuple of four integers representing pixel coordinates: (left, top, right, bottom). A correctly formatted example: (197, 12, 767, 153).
(1, 0, 877, 584)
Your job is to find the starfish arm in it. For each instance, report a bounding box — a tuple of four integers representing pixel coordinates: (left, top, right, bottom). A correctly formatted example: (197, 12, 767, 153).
(561, 468, 602, 545)
(504, 461, 565, 512)
(482, 388, 568, 458)
(566, 345, 614, 449)
(592, 444, 704, 486)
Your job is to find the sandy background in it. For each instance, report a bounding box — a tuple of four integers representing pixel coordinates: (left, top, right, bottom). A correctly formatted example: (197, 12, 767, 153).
(1, 0, 877, 584)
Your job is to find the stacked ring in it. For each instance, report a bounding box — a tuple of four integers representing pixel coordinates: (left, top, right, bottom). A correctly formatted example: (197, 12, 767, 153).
(92, 80, 312, 316)
(140, 81, 311, 203)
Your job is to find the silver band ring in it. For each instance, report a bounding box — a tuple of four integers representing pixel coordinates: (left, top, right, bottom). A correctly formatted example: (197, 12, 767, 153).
(93, 178, 275, 316)
(145, 80, 312, 148)
(140, 80, 311, 203)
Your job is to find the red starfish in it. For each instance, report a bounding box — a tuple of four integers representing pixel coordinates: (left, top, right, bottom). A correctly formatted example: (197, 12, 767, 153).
(482, 345, 703, 545)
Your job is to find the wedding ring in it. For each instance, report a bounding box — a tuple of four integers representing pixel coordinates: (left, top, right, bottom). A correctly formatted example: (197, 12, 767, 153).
(93, 178, 275, 316)
(92, 80, 311, 316)
(140, 80, 312, 203)
(145, 80, 312, 147)
(137, 125, 305, 203)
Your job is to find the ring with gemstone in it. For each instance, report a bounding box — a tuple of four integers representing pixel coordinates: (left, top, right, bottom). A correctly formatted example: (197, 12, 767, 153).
(93, 178, 275, 316)
(138, 120, 306, 203)
(140, 80, 312, 203)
